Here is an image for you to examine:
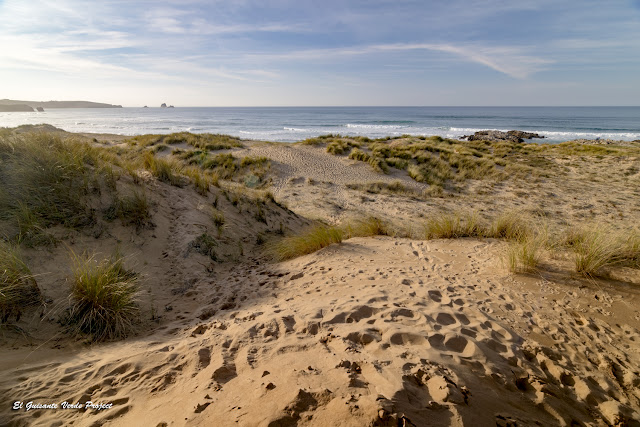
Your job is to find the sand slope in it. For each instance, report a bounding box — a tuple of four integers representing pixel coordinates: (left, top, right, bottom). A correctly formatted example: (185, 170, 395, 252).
(3, 237, 639, 426)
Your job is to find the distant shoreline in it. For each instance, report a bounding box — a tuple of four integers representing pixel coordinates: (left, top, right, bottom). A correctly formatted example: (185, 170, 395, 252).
(0, 99, 122, 110)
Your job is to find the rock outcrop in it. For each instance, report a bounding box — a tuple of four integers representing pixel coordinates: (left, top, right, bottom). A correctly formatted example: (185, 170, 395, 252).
(462, 130, 544, 143)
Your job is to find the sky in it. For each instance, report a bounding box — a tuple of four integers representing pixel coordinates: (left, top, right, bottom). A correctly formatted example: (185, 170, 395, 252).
(1, 0, 639, 106)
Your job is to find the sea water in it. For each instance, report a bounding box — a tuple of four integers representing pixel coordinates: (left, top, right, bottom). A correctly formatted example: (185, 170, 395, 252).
(1, 106, 638, 143)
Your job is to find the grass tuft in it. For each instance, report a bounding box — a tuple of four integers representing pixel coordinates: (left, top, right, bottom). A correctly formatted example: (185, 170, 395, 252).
(104, 191, 152, 230)
(269, 225, 343, 261)
(143, 152, 184, 186)
(424, 211, 484, 239)
(345, 217, 391, 238)
(505, 236, 543, 273)
(0, 133, 103, 239)
(66, 252, 140, 341)
(0, 242, 40, 323)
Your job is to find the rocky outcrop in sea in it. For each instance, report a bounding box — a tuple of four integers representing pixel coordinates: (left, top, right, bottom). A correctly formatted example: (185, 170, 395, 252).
(462, 130, 545, 143)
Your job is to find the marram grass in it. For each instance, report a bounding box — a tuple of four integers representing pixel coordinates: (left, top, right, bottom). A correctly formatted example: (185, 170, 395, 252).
(269, 225, 344, 261)
(0, 241, 40, 322)
(66, 252, 140, 341)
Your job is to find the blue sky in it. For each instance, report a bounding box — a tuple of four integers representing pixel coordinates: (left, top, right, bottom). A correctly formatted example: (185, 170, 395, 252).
(1, 0, 639, 106)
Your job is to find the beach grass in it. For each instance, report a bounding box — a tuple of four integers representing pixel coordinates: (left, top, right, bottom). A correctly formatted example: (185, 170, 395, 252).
(0, 241, 40, 323)
(127, 132, 243, 150)
(66, 252, 140, 341)
(269, 225, 344, 261)
(0, 133, 103, 237)
(344, 216, 392, 238)
(104, 191, 152, 229)
(424, 211, 484, 239)
(505, 236, 544, 273)
(143, 151, 184, 186)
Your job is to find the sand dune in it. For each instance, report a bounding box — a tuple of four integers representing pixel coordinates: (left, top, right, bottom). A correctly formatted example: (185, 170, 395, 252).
(3, 237, 639, 426)
(1, 131, 640, 426)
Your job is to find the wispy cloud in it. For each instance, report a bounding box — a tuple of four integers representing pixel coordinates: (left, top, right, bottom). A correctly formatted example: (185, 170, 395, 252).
(0, 0, 638, 105)
(245, 43, 551, 79)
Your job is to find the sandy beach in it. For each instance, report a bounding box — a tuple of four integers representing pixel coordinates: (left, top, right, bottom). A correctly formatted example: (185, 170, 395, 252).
(1, 128, 639, 426)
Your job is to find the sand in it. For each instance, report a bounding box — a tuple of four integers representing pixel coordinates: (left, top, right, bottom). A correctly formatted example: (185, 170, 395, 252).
(1, 134, 640, 426)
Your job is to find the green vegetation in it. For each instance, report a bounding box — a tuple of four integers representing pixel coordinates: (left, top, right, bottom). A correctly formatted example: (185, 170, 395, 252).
(127, 132, 243, 150)
(66, 252, 140, 341)
(0, 242, 40, 323)
(104, 191, 152, 230)
(143, 151, 184, 186)
(212, 209, 225, 236)
(190, 233, 218, 260)
(176, 150, 270, 185)
(569, 227, 640, 277)
(0, 133, 106, 243)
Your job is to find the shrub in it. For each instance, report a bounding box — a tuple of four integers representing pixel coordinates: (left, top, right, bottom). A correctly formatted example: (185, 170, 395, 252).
(0, 242, 40, 322)
(269, 225, 343, 261)
(66, 252, 140, 341)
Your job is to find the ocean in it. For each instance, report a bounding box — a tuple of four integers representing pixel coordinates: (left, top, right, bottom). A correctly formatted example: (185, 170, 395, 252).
(1, 106, 639, 143)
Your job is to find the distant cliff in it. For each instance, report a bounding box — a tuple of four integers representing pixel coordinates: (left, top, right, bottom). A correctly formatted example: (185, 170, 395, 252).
(0, 99, 123, 109)
(0, 104, 34, 112)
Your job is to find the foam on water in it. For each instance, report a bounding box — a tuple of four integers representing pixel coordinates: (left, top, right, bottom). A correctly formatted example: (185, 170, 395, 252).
(1, 107, 639, 143)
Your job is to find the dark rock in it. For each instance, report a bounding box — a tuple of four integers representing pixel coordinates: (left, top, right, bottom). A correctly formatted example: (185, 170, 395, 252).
(462, 130, 544, 143)
(36, 107, 44, 112)
(161, 103, 167, 108)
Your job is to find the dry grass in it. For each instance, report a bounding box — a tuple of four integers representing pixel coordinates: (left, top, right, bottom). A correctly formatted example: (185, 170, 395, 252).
(344, 217, 392, 238)
(0, 241, 40, 323)
(143, 151, 184, 186)
(0, 133, 105, 243)
(424, 211, 484, 239)
(569, 227, 633, 277)
(490, 211, 534, 241)
(269, 225, 343, 261)
(66, 252, 140, 341)
(505, 236, 544, 274)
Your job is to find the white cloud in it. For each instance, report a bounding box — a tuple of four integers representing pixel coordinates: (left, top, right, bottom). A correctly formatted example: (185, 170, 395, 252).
(245, 43, 552, 79)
